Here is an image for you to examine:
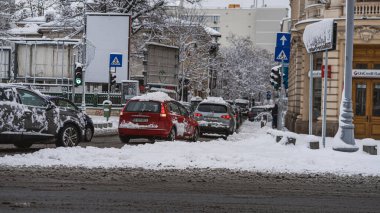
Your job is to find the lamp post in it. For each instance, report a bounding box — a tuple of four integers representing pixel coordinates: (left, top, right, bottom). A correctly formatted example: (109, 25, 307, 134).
(333, 0, 358, 152)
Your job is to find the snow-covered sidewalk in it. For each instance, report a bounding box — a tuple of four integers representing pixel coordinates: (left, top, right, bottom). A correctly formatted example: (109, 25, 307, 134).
(91, 116, 119, 137)
(0, 121, 379, 176)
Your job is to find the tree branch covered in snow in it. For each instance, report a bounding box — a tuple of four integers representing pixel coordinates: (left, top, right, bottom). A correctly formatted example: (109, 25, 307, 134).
(219, 35, 276, 99)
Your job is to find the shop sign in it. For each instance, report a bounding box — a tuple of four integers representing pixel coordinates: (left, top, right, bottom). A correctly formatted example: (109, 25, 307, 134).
(353, 69, 380, 78)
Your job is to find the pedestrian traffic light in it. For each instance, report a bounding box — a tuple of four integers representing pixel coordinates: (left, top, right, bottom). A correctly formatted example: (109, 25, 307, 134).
(74, 64, 83, 87)
(270, 66, 281, 91)
(110, 73, 116, 87)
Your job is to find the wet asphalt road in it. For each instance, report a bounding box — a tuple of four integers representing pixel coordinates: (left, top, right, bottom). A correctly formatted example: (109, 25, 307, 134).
(0, 135, 380, 212)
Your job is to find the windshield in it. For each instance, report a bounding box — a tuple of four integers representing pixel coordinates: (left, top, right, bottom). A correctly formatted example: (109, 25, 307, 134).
(197, 104, 227, 113)
(125, 101, 160, 113)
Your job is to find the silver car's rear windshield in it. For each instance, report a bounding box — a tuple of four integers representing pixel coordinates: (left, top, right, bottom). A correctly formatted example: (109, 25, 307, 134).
(198, 104, 227, 113)
(125, 101, 160, 113)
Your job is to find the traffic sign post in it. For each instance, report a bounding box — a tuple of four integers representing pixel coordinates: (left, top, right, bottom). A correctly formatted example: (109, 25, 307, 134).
(108, 53, 123, 100)
(274, 33, 291, 130)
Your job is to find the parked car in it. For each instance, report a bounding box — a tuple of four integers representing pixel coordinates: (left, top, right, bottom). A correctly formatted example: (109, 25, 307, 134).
(179, 101, 192, 113)
(118, 92, 200, 143)
(248, 105, 274, 122)
(193, 97, 236, 139)
(190, 96, 203, 113)
(48, 96, 94, 142)
(0, 84, 93, 148)
(234, 99, 250, 117)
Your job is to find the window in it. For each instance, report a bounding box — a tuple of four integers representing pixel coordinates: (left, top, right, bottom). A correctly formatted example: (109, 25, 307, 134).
(197, 104, 227, 113)
(125, 101, 160, 113)
(168, 102, 181, 114)
(17, 89, 47, 107)
(56, 99, 78, 111)
(176, 103, 189, 116)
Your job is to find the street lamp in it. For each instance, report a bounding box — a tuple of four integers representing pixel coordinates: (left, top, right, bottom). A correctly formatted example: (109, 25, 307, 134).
(333, 0, 358, 152)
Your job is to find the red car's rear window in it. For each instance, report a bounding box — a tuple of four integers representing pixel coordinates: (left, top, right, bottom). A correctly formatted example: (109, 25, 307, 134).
(124, 101, 161, 113)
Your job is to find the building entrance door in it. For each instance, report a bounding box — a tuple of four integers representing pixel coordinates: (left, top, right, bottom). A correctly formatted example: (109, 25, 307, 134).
(353, 79, 380, 139)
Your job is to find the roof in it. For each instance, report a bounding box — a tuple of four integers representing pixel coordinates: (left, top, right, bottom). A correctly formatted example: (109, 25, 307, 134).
(200, 97, 228, 105)
(131, 92, 174, 102)
(235, 99, 249, 104)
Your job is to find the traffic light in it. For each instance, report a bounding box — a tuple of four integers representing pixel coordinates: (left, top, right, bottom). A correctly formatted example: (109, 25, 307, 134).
(74, 64, 83, 87)
(110, 73, 116, 87)
(283, 66, 288, 90)
(270, 66, 281, 91)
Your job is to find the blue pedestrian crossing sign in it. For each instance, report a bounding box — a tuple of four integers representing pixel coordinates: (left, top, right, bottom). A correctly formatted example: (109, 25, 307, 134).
(275, 46, 290, 63)
(109, 53, 123, 68)
(274, 32, 291, 63)
(276, 33, 291, 47)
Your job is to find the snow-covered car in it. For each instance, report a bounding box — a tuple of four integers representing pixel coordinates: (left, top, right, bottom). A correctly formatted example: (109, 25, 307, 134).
(47, 96, 94, 142)
(118, 92, 200, 143)
(248, 105, 274, 122)
(190, 96, 203, 112)
(0, 84, 92, 148)
(234, 99, 250, 117)
(193, 97, 236, 139)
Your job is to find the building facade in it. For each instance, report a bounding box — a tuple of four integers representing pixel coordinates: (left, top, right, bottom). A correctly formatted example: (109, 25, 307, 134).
(287, 0, 380, 139)
(200, 5, 288, 52)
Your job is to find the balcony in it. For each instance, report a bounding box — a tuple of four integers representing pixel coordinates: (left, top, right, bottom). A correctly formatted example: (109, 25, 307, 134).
(354, 2, 380, 17)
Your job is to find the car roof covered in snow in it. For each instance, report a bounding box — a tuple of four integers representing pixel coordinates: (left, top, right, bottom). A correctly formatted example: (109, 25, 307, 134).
(200, 97, 228, 105)
(235, 99, 249, 104)
(130, 92, 174, 102)
(190, 96, 203, 101)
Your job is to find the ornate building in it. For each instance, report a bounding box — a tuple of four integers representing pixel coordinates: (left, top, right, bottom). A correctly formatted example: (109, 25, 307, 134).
(287, 0, 380, 139)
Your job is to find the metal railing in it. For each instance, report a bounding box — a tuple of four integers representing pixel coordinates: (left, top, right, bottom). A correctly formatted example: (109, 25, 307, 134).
(45, 92, 124, 107)
(354, 2, 380, 17)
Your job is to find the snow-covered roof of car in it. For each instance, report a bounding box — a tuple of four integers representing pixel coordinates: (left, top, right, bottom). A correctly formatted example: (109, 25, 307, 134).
(235, 99, 249, 104)
(190, 96, 203, 101)
(131, 92, 174, 102)
(200, 97, 228, 105)
(251, 105, 275, 109)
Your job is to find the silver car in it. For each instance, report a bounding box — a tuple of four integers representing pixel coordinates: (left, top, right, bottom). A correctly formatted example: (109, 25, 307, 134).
(193, 97, 236, 139)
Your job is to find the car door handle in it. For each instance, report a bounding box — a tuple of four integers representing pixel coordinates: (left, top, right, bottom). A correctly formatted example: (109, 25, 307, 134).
(24, 111, 32, 117)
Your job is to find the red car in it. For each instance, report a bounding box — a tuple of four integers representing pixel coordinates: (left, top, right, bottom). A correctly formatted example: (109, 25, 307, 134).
(118, 92, 200, 143)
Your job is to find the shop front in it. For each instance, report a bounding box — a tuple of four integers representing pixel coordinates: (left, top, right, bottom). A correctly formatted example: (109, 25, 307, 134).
(352, 45, 380, 139)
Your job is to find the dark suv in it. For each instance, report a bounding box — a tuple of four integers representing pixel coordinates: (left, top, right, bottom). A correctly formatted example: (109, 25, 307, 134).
(0, 84, 94, 148)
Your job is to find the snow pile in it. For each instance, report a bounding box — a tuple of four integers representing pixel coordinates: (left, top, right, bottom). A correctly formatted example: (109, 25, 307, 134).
(235, 99, 249, 104)
(303, 18, 334, 53)
(7, 23, 40, 35)
(0, 122, 379, 176)
(190, 96, 203, 101)
(131, 92, 173, 102)
(119, 121, 158, 129)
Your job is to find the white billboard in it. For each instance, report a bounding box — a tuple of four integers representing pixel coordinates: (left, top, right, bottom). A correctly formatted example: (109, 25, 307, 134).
(86, 13, 131, 83)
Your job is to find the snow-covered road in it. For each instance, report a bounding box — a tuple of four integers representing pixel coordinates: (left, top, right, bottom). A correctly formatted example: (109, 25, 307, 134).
(0, 121, 379, 176)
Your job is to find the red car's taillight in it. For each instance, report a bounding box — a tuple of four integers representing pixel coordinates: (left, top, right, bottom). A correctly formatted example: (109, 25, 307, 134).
(221, 115, 231, 120)
(160, 103, 167, 117)
(194, 113, 202, 117)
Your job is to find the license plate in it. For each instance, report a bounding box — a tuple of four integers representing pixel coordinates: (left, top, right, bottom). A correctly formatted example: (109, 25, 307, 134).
(133, 118, 148, 122)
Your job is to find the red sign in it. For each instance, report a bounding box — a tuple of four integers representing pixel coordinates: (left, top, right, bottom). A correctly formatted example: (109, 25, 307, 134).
(321, 65, 332, 78)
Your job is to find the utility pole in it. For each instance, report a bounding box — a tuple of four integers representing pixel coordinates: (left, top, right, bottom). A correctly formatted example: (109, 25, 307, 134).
(81, 0, 87, 110)
(333, 0, 358, 152)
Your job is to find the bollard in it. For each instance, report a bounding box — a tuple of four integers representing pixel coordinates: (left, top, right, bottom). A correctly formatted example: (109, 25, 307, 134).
(363, 145, 377, 155)
(309, 141, 319, 149)
(261, 121, 265, 128)
(286, 137, 296, 145)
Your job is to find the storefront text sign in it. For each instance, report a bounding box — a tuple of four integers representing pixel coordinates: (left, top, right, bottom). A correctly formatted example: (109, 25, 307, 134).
(353, 69, 380, 78)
